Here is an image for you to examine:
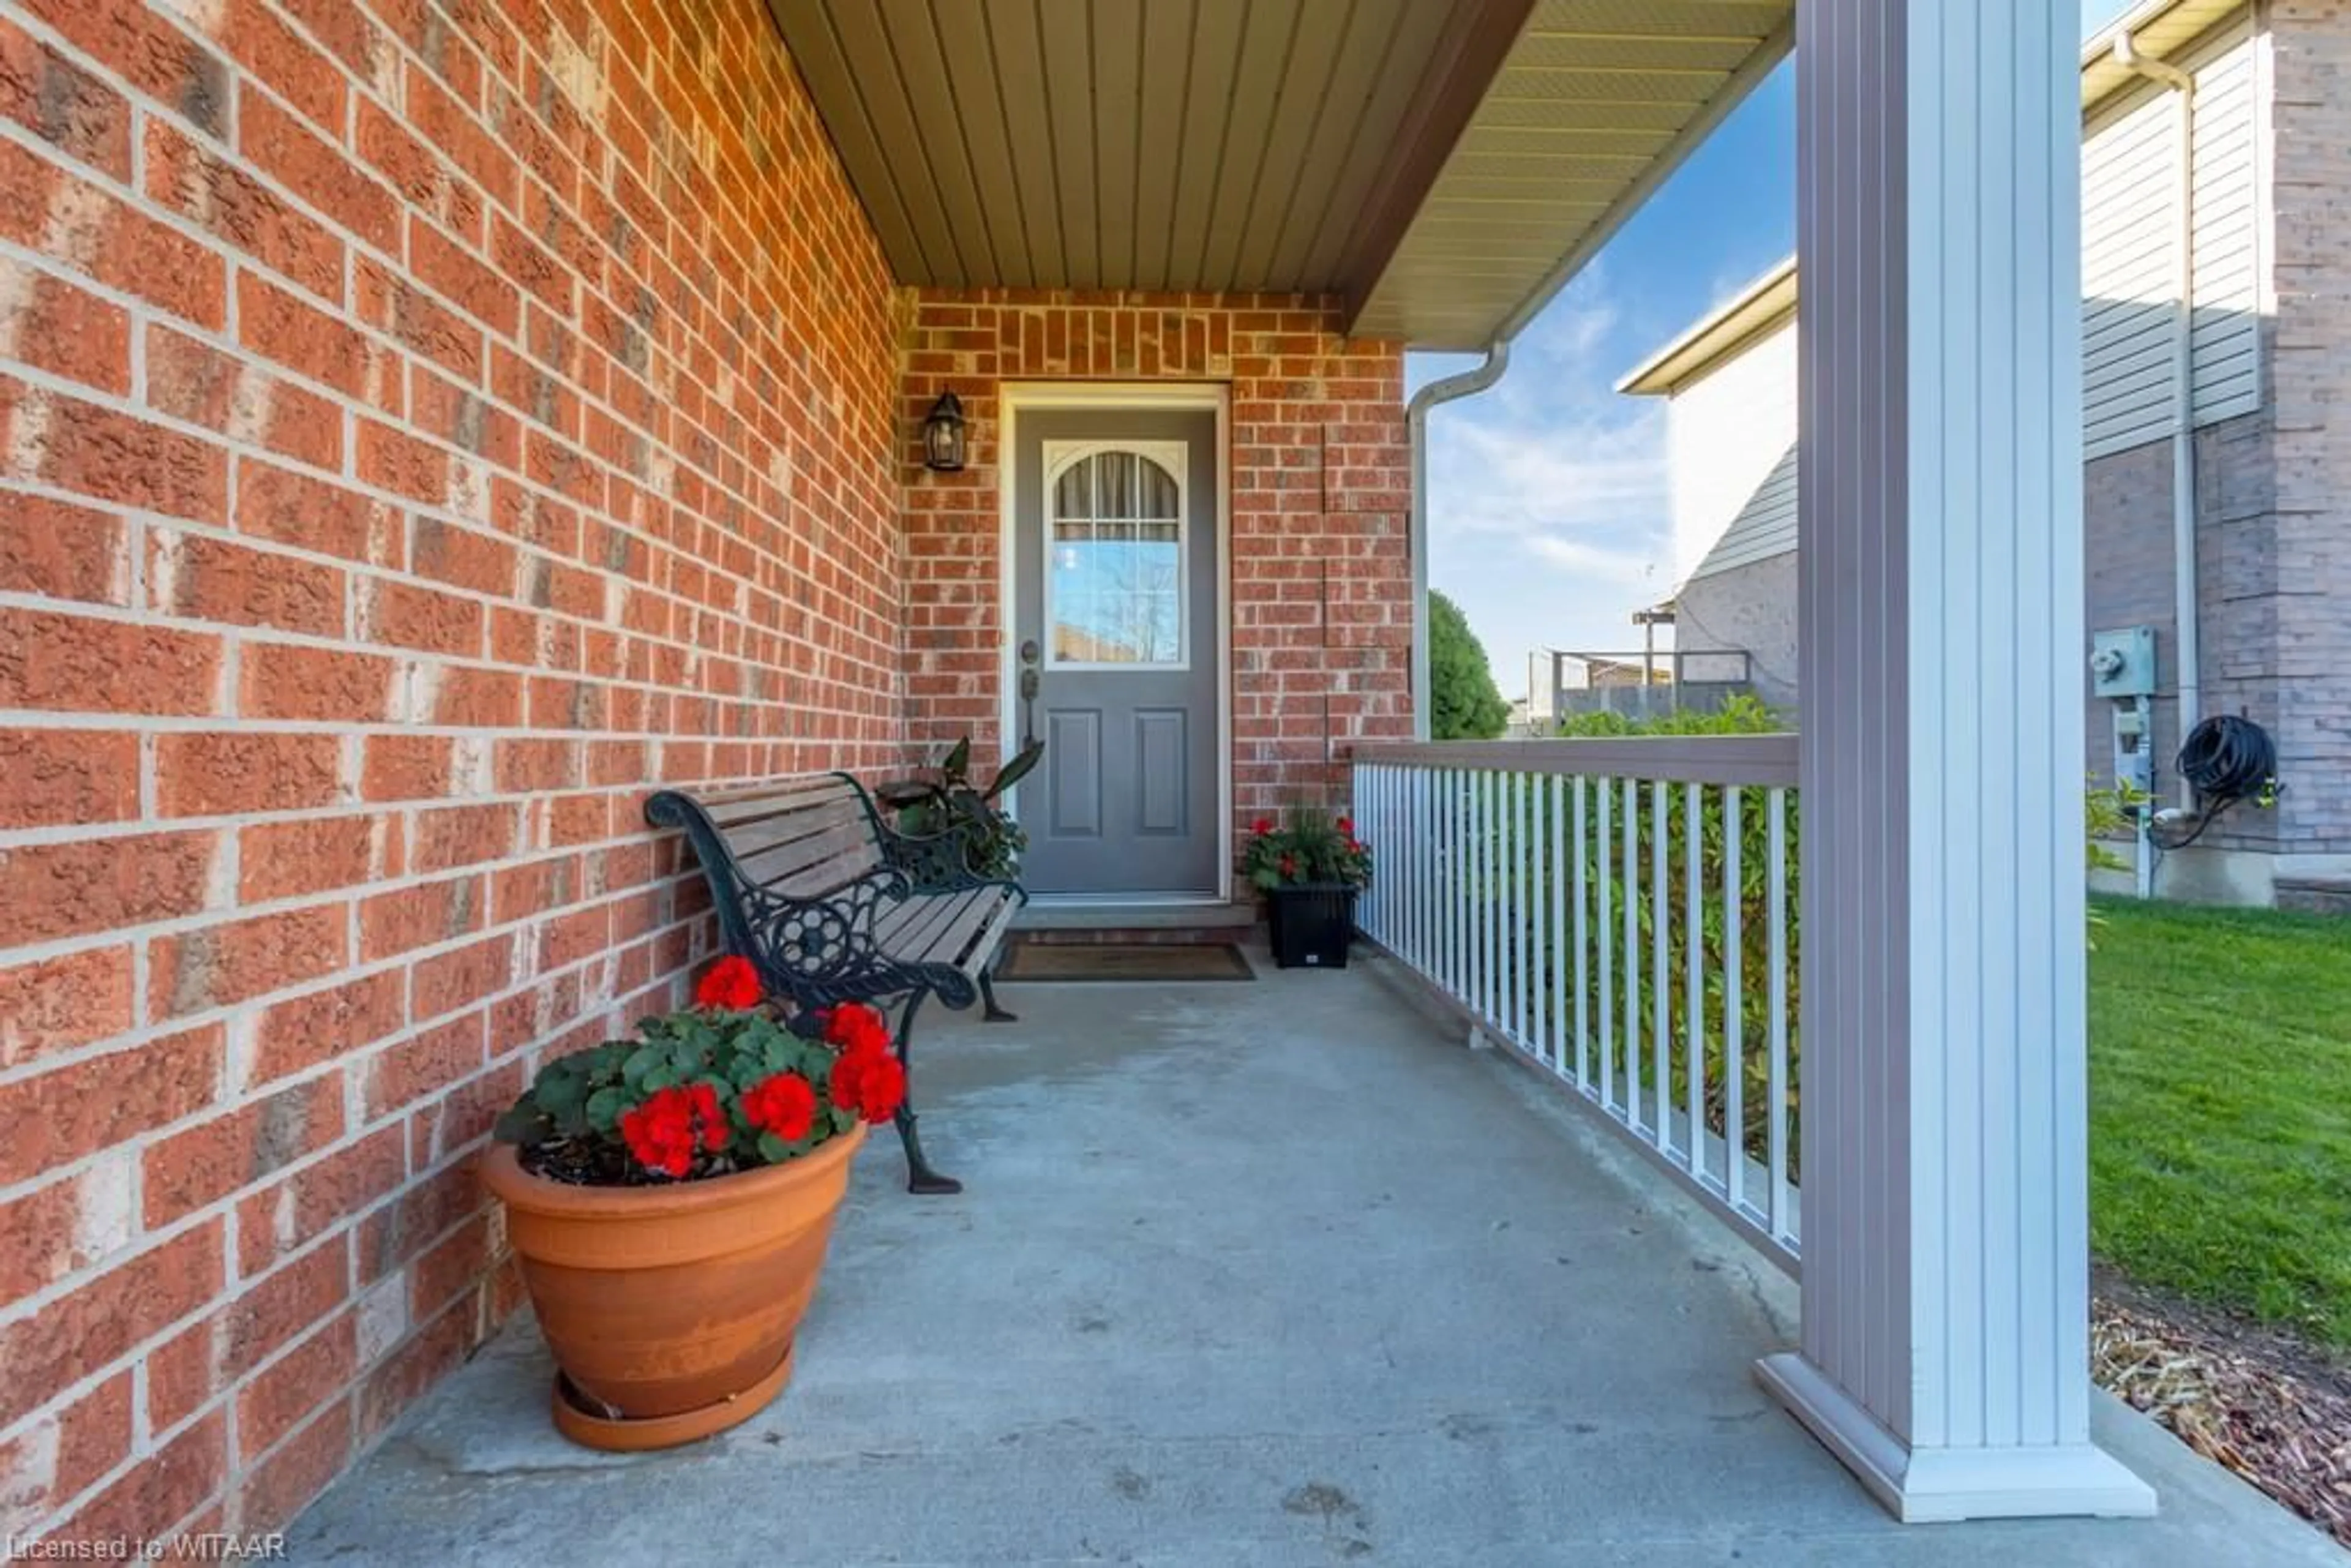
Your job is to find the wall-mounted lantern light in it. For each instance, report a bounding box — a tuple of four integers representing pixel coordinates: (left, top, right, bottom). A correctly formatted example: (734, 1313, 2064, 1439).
(922, 391, 967, 472)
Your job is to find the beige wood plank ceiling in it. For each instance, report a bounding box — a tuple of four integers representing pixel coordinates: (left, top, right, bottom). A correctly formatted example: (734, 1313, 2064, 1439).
(767, 0, 1791, 350)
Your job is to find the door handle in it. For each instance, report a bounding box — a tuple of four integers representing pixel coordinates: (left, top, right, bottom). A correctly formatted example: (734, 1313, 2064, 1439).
(1018, 640, 1041, 748)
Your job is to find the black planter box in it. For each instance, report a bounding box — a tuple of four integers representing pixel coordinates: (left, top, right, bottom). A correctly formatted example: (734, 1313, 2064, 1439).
(1265, 885, 1357, 969)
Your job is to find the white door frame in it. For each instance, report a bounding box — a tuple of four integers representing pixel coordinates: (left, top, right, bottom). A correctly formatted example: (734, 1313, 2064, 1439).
(996, 381, 1232, 906)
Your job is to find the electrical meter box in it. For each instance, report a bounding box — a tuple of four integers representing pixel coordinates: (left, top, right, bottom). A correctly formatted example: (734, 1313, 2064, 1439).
(2090, 626, 2158, 699)
(2110, 703, 2154, 798)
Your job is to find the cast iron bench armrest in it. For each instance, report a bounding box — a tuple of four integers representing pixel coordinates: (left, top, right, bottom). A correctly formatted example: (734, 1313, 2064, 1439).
(645, 776, 1027, 1195)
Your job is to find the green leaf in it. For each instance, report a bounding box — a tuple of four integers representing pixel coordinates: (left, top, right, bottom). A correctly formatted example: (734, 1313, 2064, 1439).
(585, 1086, 629, 1133)
(757, 1131, 790, 1165)
(533, 1070, 588, 1116)
(830, 1104, 861, 1135)
(622, 1045, 662, 1088)
(940, 737, 970, 781)
(493, 1104, 547, 1144)
(642, 1067, 675, 1092)
(984, 738, 1044, 799)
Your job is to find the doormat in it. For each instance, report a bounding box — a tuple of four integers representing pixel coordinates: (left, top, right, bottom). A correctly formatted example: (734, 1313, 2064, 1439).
(997, 942, 1256, 983)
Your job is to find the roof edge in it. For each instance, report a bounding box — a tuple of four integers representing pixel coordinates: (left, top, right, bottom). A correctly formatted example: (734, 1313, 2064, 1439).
(1333, 0, 1543, 336)
(2081, 0, 2246, 111)
(1476, 10, 1796, 354)
(1352, 6, 1794, 350)
(1616, 256, 1796, 397)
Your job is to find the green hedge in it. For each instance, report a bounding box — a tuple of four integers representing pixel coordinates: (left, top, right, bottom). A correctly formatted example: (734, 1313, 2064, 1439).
(1463, 767, 1801, 1185)
(1437, 698, 1803, 1184)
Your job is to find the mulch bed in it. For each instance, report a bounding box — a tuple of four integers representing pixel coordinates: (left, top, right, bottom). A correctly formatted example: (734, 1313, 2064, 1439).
(2092, 1271, 2351, 1548)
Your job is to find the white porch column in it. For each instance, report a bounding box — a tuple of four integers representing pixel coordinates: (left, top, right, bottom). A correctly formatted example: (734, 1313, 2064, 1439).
(1755, 0, 2158, 1524)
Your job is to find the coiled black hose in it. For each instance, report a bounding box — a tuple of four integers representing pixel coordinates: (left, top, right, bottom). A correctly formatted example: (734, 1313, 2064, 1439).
(2152, 714, 2276, 849)
(2177, 714, 2276, 808)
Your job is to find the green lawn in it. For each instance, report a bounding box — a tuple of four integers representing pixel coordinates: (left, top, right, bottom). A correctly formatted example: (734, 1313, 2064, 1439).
(2089, 896, 2351, 1350)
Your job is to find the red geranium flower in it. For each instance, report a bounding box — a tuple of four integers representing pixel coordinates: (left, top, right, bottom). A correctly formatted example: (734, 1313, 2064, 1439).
(830, 1042, 906, 1125)
(619, 1084, 727, 1179)
(694, 955, 763, 1012)
(1251, 817, 1273, 835)
(740, 1071, 817, 1142)
(822, 1002, 892, 1055)
(1279, 854, 1297, 877)
(688, 1082, 729, 1149)
(1335, 815, 1353, 834)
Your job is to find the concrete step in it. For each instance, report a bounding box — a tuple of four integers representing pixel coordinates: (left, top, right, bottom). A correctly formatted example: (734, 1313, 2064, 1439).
(1011, 899, 1260, 945)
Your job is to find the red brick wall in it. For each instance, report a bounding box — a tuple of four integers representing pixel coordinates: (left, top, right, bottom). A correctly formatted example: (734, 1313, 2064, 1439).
(0, 0, 901, 1545)
(899, 291, 1412, 839)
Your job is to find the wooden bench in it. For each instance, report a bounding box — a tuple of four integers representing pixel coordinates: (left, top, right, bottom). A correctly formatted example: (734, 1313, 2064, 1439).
(645, 771, 1027, 1194)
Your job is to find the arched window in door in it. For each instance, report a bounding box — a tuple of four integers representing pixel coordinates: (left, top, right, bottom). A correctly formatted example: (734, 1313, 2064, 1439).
(1043, 443, 1187, 668)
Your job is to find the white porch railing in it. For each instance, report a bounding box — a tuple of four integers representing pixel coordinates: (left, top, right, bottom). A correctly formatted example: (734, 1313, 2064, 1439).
(1351, 738, 1801, 1270)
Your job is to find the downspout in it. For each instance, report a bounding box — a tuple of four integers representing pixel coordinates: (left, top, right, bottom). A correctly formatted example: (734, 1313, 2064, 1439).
(2115, 32, 2200, 809)
(1408, 342, 1510, 740)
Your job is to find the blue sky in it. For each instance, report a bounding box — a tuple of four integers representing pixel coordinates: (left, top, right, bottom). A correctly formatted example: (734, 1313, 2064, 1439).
(1416, 0, 2141, 698)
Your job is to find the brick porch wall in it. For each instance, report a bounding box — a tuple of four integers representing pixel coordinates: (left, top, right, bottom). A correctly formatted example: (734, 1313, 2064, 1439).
(0, 0, 901, 1546)
(898, 293, 1414, 843)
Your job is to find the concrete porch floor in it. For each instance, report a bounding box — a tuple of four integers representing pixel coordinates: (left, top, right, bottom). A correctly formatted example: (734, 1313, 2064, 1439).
(289, 951, 2339, 1566)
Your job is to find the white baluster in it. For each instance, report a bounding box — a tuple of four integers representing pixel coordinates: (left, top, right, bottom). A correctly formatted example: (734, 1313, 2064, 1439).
(1572, 776, 1589, 1093)
(1597, 778, 1613, 1112)
(1768, 785, 1790, 1247)
(1685, 781, 1704, 1177)
(1651, 779, 1669, 1150)
(1725, 784, 1745, 1215)
(1534, 776, 1551, 1068)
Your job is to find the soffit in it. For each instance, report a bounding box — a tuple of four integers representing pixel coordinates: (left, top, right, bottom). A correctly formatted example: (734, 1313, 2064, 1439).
(769, 0, 1791, 350)
(765, 0, 1513, 299)
(1350, 0, 1794, 348)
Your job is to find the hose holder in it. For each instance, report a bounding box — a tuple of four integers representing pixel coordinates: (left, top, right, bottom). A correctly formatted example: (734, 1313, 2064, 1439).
(2148, 714, 2279, 850)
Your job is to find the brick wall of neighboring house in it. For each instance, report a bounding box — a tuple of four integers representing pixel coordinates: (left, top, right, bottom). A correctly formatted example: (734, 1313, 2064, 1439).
(2263, 1, 2351, 857)
(1674, 554, 1801, 715)
(2084, 410, 2282, 855)
(0, 0, 902, 1546)
(898, 293, 1413, 837)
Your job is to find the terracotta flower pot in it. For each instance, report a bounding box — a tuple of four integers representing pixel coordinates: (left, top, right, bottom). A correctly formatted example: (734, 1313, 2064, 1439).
(480, 1121, 865, 1451)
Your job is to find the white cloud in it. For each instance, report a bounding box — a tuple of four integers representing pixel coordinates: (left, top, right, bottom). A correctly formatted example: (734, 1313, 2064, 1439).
(1417, 266, 1678, 699)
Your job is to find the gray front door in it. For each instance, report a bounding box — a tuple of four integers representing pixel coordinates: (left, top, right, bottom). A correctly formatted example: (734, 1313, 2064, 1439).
(1012, 408, 1220, 896)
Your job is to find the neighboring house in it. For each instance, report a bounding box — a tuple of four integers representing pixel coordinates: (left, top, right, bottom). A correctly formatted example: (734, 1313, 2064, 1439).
(1619, 260, 1802, 713)
(1621, 0, 2349, 906)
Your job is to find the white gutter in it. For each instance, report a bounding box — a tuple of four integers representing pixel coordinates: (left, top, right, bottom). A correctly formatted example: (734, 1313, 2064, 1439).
(2114, 31, 2200, 806)
(1408, 344, 1509, 739)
